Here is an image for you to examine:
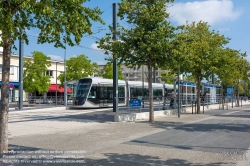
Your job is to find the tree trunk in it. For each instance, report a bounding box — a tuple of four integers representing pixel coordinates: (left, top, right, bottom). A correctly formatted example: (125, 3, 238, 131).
(0, 38, 11, 153)
(237, 90, 240, 107)
(196, 77, 201, 114)
(147, 62, 154, 123)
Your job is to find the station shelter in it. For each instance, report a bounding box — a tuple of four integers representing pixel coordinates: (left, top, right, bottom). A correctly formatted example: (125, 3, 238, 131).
(175, 81, 196, 106)
(202, 83, 222, 104)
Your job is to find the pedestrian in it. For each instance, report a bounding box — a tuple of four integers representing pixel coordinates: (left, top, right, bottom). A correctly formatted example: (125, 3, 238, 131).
(170, 89, 176, 109)
(202, 91, 207, 103)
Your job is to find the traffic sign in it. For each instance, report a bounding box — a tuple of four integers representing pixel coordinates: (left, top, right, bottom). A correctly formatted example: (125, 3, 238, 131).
(129, 99, 141, 107)
(9, 83, 14, 90)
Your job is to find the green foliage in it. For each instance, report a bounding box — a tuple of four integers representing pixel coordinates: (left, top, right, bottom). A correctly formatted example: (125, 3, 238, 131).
(0, 0, 104, 48)
(58, 54, 99, 86)
(23, 51, 51, 94)
(166, 21, 231, 113)
(0, 0, 104, 152)
(101, 62, 124, 80)
(184, 74, 196, 82)
(98, 0, 176, 69)
(215, 48, 250, 97)
(168, 21, 230, 80)
(97, 0, 176, 122)
(161, 72, 176, 84)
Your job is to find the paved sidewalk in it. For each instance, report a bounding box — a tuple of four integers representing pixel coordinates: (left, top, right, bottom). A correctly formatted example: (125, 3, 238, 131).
(1, 104, 250, 165)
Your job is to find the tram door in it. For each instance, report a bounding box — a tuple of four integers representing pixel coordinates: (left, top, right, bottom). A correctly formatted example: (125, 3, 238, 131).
(99, 86, 108, 107)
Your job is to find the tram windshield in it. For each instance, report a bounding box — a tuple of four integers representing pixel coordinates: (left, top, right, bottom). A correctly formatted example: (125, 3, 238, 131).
(76, 78, 92, 98)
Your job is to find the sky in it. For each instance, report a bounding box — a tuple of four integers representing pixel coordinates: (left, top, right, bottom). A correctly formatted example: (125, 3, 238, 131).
(12, 0, 250, 64)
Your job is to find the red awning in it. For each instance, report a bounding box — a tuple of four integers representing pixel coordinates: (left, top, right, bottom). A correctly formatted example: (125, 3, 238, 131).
(48, 84, 72, 93)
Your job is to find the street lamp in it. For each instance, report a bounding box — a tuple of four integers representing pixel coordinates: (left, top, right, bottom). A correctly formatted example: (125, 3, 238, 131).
(64, 42, 67, 106)
(177, 39, 194, 117)
(19, 34, 24, 110)
(55, 62, 58, 106)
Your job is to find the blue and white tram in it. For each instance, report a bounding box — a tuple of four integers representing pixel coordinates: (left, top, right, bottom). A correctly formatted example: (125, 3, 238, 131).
(71, 77, 173, 108)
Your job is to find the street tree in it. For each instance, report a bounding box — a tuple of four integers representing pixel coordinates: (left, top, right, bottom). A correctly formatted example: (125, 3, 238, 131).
(101, 62, 124, 80)
(213, 47, 250, 106)
(161, 72, 176, 84)
(58, 54, 99, 86)
(98, 0, 175, 123)
(23, 51, 51, 96)
(166, 21, 230, 114)
(232, 55, 249, 106)
(0, 0, 104, 153)
(183, 74, 196, 82)
(214, 49, 244, 104)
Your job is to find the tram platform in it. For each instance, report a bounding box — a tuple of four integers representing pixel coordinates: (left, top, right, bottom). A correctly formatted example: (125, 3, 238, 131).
(7, 100, 249, 123)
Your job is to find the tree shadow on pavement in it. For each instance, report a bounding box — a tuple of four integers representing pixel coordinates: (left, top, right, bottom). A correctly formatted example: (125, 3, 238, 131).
(0, 145, 230, 166)
(214, 109, 250, 119)
(215, 114, 250, 119)
(150, 121, 250, 133)
(140, 121, 185, 128)
(83, 153, 228, 166)
(176, 123, 250, 133)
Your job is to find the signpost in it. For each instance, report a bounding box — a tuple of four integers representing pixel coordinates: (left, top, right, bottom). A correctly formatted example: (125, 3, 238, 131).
(9, 83, 14, 103)
(129, 99, 141, 107)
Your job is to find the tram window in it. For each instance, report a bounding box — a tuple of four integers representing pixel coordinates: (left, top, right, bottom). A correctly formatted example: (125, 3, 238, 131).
(88, 86, 97, 99)
(107, 87, 113, 99)
(99, 86, 108, 99)
(153, 89, 162, 97)
(118, 86, 125, 97)
(76, 79, 92, 98)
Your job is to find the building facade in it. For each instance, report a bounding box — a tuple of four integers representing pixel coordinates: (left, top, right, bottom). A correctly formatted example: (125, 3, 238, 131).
(97, 64, 164, 83)
(0, 53, 65, 101)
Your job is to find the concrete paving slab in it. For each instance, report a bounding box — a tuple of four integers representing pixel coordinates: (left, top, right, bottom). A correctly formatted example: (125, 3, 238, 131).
(2, 104, 250, 165)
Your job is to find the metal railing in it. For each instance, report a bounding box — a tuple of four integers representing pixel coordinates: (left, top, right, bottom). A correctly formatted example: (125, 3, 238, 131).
(7, 94, 248, 111)
(7, 96, 72, 109)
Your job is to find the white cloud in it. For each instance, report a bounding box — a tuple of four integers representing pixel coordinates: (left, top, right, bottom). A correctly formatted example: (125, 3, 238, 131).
(168, 0, 242, 25)
(90, 43, 104, 52)
(48, 55, 64, 61)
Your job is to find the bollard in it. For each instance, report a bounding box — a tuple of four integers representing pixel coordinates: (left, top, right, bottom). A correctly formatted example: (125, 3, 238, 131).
(232, 97, 233, 108)
(192, 100, 193, 114)
(203, 101, 205, 114)
(195, 101, 197, 114)
(158, 98, 161, 110)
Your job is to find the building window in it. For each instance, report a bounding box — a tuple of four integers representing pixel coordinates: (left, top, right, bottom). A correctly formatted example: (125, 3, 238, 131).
(46, 70, 53, 77)
(10, 66, 14, 74)
(0, 64, 2, 73)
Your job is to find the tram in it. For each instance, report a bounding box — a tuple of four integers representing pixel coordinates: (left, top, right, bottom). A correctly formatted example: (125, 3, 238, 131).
(70, 77, 174, 108)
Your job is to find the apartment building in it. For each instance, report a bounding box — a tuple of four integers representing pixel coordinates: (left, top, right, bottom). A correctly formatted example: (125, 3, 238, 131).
(97, 64, 164, 83)
(0, 52, 65, 101)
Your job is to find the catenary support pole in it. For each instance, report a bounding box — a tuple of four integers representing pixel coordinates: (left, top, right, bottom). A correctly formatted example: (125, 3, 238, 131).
(56, 62, 58, 106)
(19, 37, 24, 109)
(64, 43, 67, 106)
(178, 67, 180, 118)
(142, 65, 144, 108)
(112, 3, 118, 112)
